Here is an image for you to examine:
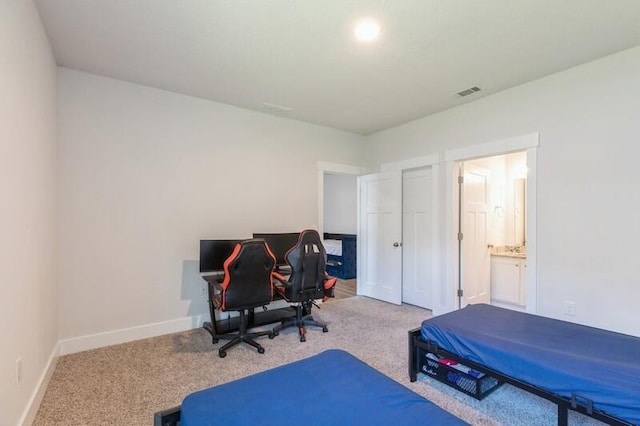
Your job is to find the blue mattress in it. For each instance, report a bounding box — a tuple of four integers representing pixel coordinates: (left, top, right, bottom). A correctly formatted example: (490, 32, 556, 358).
(420, 304, 640, 424)
(181, 349, 467, 425)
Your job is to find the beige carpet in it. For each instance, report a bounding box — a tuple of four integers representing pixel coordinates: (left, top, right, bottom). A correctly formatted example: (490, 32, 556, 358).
(33, 296, 604, 425)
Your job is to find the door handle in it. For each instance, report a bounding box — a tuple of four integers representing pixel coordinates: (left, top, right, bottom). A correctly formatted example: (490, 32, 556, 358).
(393, 242, 401, 247)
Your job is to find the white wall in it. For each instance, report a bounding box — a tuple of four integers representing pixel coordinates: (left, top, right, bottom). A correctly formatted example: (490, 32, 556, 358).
(323, 173, 357, 234)
(57, 68, 365, 343)
(0, 1, 58, 424)
(366, 46, 640, 336)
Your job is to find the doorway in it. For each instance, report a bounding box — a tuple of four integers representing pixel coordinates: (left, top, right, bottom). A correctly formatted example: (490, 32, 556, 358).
(458, 162, 491, 306)
(323, 171, 358, 298)
(456, 150, 531, 311)
(318, 162, 368, 299)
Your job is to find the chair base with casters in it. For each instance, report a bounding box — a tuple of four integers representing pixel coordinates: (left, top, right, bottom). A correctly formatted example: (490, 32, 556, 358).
(272, 300, 328, 342)
(212, 309, 275, 357)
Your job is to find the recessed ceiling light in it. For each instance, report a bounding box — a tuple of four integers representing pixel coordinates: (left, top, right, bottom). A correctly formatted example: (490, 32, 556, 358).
(354, 18, 380, 42)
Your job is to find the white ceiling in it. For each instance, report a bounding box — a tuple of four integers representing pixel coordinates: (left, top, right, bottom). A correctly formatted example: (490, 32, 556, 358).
(35, 0, 640, 135)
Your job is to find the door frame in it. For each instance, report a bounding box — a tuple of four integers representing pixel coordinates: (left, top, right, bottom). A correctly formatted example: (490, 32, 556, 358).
(444, 133, 539, 316)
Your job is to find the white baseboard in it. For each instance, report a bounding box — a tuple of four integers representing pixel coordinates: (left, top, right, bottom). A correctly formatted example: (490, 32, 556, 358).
(59, 314, 205, 356)
(19, 342, 60, 426)
(18, 315, 204, 425)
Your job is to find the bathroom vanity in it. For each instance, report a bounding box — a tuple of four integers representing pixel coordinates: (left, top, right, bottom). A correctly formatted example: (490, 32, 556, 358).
(490, 251, 526, 310)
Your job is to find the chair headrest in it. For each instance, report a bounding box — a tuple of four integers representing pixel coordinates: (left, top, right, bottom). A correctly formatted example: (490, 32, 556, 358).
(285, 230, 324, 267)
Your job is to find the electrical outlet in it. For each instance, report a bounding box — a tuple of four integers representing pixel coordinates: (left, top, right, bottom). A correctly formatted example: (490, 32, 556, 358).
(16, 357, 22, 384)
(565, 301, 576, 317)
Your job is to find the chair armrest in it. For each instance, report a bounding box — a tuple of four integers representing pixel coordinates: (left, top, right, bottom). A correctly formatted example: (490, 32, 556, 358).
(272, 271, 288, 283)
(323, 275, 337, 300)
(272, 272, 290, 300)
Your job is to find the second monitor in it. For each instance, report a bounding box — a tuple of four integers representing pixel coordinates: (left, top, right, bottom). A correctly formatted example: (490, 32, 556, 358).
(253, 232, 300, 267)
(199, 239, 244, 274)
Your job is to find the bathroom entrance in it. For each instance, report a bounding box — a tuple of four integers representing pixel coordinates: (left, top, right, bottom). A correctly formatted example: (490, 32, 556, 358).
(457, 151, 529, 311)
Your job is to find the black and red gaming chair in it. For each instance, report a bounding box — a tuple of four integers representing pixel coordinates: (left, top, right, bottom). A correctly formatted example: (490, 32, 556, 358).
(272, 230, 337, 342)
(210, 239, 276, 357)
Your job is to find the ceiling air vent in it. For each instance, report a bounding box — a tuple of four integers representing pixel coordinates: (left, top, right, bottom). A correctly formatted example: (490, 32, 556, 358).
(456, 86, 482, 97)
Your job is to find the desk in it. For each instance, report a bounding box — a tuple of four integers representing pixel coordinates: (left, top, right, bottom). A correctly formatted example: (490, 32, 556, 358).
(201, 273, 296, 336)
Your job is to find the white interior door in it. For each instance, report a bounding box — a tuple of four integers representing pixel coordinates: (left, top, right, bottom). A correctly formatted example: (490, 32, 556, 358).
(358, 171, 402, 304)
(402, 168, 433, 309)
(461, 164, 491, 306)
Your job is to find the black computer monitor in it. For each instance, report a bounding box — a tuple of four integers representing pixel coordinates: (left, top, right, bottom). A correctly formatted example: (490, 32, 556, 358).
(199, 239, 244, 273)
(252, 232, 300, 266)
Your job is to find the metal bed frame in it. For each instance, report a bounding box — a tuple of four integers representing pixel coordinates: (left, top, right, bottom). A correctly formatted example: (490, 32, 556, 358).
(408, 328, 634, 426)
(153, 406, 181, 426)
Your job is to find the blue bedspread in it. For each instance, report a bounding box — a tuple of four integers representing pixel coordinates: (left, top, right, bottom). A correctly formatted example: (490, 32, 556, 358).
(420, 304, 640, 424)
(181, 349, 467, 425)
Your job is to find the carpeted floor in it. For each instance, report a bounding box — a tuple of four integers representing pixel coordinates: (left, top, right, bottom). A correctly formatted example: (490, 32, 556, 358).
(33, 296, 605, 425)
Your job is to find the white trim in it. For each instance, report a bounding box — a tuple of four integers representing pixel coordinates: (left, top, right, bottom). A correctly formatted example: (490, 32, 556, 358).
(318, 169, 325, 236)
(381, 154, 440, 172)
(316, 161, 368, 175)
(59, 315, 204, 355)
(438, 161, 459, 316)
(19, 342, 60, 426)
(444, 133, 539, 162)
(430, 163, 441, 313)
(525, 147, 538, 314)
(356, 176, 362, 296)
(443, 134, 538, 315)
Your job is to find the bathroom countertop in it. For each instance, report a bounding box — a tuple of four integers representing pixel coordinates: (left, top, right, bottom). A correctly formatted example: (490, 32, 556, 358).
(491, 252, 526, 259)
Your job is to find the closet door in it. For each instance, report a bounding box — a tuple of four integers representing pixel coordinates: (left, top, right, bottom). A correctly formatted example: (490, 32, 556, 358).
(402, 168, 434, 309)
(357, 171, 402, 305)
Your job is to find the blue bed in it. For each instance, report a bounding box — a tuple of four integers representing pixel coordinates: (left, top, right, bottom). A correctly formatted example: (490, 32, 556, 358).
(409, 303, 640, 426)
(323, 233, 356, 279)
(156, 349, 467, 426)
